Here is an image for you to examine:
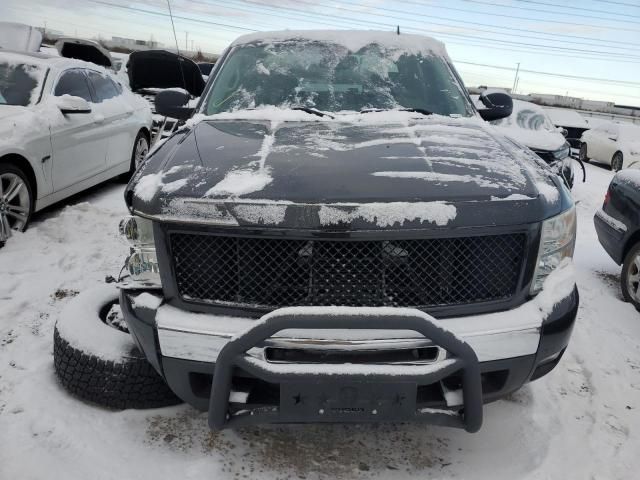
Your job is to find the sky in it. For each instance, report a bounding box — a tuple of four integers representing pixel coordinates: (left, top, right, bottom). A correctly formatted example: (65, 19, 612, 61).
(2, 0, 640, 106)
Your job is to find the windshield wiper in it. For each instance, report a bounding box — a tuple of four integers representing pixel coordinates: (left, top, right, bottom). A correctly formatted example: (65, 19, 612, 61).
(399, 107, 434, 116)
(360, 107, 434, 116)
(291, 106, 334, 118)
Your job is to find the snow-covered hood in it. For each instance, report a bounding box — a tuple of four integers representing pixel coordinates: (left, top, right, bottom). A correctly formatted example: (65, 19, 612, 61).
(128, 111, 568, 229)
(492, 125, 566, 152)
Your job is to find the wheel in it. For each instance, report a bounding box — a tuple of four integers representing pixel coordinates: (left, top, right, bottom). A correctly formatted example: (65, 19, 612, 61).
(579, 143, 590, 163)
(611, 151, 624, 172)
(53, 285, 182, 409)
(0, 163, 33, 247)
(121, 131, 149, 181)
(622, 242, 640, 312)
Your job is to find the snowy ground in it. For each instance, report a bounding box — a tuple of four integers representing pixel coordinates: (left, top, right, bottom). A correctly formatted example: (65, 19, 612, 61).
(1, 163, 639, 479)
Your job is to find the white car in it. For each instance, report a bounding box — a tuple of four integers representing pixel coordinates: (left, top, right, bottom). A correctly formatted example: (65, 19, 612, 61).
(579, 122, 640, 172)
(0, 50, 152, 245)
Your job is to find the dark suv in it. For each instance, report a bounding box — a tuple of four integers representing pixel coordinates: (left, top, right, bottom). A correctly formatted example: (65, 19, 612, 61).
(118, 31, 578, 433)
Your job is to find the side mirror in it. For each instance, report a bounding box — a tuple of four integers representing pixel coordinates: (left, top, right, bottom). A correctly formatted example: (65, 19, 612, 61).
(478, 92, 513, 121)
(56, 95, 91, 114)
(560, 128, 568, 138)
(155, 90, 194, 121)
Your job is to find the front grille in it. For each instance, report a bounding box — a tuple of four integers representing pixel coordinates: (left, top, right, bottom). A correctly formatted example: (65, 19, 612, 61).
(170, 233, 526, 310)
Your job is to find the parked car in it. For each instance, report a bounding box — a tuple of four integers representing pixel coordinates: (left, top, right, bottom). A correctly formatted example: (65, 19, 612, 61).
(594, 167, 640, 311)
(0, 50, 152, 246)
(544, 107, 589, 150)
(54, 31, 578, 433)
(580, 122, 640, 171)
(474, 95, 574, 188)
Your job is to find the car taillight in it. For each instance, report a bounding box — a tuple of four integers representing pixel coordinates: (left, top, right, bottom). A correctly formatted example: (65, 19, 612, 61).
(603, 189, 611, 207)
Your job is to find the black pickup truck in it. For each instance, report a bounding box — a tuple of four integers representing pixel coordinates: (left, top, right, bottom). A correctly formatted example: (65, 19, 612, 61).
(60, 31, 579, 433)
(594, 168, 640, 311)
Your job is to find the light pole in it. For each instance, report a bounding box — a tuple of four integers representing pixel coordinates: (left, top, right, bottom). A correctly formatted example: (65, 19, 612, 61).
(512, 62, 520, 94)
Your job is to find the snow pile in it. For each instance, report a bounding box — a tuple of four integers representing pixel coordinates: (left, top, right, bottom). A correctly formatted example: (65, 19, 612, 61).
(319, 201, 457, 227)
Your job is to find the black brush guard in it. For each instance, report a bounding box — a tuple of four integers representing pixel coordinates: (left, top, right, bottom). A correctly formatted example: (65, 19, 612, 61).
(208, 308, 483, 432)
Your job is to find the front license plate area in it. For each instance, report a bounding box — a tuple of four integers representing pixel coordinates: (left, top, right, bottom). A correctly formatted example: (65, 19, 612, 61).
(280, 382, 417, 422)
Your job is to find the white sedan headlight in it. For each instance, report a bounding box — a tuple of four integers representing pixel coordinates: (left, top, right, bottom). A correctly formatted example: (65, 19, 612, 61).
(531, 206, 576, 294)
(119, 216, 162, 288)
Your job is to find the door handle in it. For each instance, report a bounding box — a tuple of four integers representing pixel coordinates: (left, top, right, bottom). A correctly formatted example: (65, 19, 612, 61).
(93, 114, 105, 124)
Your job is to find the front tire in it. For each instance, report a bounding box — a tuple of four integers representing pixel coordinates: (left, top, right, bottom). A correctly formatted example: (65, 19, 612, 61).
(0, 163, 33, 248)
(579, 143, 590, 163)
(53, 285, 181, 409)
(612, 152, 624, 172)
(121, 130, 150, 181)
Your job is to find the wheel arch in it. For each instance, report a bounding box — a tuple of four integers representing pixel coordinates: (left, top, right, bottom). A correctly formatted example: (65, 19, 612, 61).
(0, 153, 38, 201)
(139, 126, 151, 142)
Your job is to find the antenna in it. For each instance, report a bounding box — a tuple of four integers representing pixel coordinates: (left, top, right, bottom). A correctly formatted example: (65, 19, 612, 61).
(165, 0, 188, 95)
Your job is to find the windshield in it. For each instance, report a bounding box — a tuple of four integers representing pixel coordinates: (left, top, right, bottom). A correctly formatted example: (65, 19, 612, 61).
(0, 62, 45, 106)
(204, 41, 471, 116)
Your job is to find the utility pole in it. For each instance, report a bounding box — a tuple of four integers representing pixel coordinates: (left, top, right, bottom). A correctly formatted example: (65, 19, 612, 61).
(512, 62, 520, 94)
(185, 31, 189, 51)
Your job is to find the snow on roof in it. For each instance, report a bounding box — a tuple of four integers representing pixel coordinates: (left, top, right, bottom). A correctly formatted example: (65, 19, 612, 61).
(543, 107, 589, 128)
(0, 49, 111, 73)
(231, 30, 448, 59)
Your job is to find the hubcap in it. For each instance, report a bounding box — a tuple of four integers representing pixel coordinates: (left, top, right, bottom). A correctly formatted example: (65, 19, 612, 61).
(135, 137, 149, 169)
(0, 173, 30, 243)
(627, 253, 640, 303)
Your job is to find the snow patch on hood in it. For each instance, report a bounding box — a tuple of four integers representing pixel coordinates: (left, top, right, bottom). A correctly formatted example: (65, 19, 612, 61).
(134, 166, 193, 202)
(371, 171, 501, 189)
(319, 201, 457, 227)
(205, 168, 273, 197)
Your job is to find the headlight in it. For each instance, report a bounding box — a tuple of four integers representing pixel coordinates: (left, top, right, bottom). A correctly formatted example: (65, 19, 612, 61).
(119, 215, 161, 288)
(530, 206, 576, 294)
(551, 143, 570, 160)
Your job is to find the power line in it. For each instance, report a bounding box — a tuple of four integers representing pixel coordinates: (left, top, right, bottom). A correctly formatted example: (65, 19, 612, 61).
(307, 0, 640, 52)
(236, 0, 640, 61)
(461, 0, 640, 25)
(89, 0, 256, 32)
(454, 60, 640, 87)
(591, 0, 640, 7)
(513, 0, 640, 19)
(397, 0, 640, 33)
(229, 0, 640, 59)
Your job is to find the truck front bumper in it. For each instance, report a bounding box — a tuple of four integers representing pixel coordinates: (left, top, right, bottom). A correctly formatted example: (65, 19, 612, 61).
(120, 283, 578, 432)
